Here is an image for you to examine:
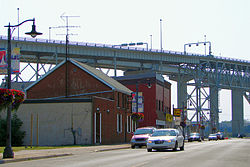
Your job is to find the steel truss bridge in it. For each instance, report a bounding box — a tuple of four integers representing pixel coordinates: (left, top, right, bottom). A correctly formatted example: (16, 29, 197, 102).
(0, 35, 249, 136)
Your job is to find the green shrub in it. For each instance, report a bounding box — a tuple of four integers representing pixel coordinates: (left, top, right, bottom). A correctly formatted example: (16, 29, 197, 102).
(0, 113, 25, 146)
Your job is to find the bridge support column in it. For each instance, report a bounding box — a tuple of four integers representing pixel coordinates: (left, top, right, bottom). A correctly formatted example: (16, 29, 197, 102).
(209, 86, 219, 133)
(177, 80, 187, 109)
(232, 89, 244, 137)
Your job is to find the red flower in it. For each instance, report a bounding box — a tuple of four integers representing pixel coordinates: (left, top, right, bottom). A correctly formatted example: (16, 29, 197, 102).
(131, 112, 144, 121)
(0, 88, 25, 111)
(11, 89, 25, 110)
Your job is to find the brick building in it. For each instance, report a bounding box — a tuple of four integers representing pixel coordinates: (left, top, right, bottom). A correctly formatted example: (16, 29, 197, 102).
(116, 72, 171, 128)
(14, 59, 133, 146)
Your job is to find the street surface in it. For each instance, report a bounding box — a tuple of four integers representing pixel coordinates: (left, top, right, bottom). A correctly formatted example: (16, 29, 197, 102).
(1, 138, 250, 167)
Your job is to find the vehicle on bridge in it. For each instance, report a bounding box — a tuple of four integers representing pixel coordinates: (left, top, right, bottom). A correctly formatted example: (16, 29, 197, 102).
(146, 128, 184, 152)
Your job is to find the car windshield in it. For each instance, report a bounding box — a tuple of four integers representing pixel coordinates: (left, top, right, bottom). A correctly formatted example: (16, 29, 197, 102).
(210, 134, 216, 136)
(190, 133, 200, 136)
(134, 129, 153, 135)
(152, 130, 176, 137)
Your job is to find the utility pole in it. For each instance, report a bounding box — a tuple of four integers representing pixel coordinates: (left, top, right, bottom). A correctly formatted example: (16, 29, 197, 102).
(59, 13, 80, 98)
(59, 14, 80, 145)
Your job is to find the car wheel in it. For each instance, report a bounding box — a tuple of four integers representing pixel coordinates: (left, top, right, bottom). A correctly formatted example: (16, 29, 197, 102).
(147, 148, 152, 152)
(173, 142, 178, 151)
(131, 145, 135, 149)
(180, 142, 184, 151)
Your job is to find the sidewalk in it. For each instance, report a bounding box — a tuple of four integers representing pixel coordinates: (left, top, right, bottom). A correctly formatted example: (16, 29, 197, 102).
(0, 144, 131, 164)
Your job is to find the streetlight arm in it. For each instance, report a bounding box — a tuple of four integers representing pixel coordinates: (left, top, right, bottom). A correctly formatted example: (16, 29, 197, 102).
(4, 18, 35, 28)
(3, 17, 42, 159)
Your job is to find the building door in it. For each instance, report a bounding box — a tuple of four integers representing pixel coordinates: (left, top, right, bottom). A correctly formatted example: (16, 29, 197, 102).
(95, 112, 101, 144)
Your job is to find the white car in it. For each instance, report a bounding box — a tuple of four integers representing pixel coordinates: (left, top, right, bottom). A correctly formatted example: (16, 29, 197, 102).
(147, 128, 184, 152)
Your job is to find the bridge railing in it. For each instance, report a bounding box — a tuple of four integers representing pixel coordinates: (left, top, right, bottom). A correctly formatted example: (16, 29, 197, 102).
(0, 35, 249, 64)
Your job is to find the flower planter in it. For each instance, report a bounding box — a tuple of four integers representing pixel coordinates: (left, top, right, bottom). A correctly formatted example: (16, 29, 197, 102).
(0, 88, 25, 112)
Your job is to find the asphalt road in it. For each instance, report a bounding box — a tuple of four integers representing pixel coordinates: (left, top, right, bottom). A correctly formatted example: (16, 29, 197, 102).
(2, 138, 250, 167)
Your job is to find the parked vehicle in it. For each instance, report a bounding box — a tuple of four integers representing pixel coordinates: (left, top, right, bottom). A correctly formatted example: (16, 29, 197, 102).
(216, 132, 224, 140)
(237, 134, 245, 138)
(146, 128, 184, 152)
(130, 127, 156, 148)
(188, 133, 202, 142)
(208, 134, 218, 141)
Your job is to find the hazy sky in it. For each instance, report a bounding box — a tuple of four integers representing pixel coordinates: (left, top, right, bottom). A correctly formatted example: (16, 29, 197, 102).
(0, 0, 249, 121)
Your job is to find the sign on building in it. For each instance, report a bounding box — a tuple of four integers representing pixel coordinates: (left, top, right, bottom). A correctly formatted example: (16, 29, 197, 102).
(166, 113, 173, 122)
(173, 108, 182, 116)
(132, 92, 144, 113)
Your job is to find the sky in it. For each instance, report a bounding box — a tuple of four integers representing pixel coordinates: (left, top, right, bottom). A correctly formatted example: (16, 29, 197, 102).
(0, 0, 249, 122)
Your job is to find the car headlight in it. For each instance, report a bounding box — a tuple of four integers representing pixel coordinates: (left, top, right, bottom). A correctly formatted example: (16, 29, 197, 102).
(148, 140, 153, 143)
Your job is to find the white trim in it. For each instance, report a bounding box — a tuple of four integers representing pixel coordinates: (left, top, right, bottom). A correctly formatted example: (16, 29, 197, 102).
(120, 114, 122, 133)
(100, 113, 102, 143)
(130, 116, 132, 132)
(132, 119, 134, 132)
(70, 59, 115, 90)
(117, 114, 119, 133)
(117, 114, 123, 133)
(94, 113, 96, 144)
(70, 59, 132, 95)
(25, 60, 66, 91)
(127, 115, 132, 133)
(127, 115, 129, 132)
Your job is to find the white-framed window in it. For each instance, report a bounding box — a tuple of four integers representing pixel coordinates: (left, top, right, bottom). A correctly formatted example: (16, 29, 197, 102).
(127, 115, 132, 133)
(132, 119, 137, 132)
(117, 114, 122, 133)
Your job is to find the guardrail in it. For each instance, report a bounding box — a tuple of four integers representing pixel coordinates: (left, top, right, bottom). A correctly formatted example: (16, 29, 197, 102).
(0, 35, 249, 64)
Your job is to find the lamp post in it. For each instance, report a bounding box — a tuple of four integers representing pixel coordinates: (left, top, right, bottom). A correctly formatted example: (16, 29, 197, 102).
(3, 18, 42, 159)
(160, 19, 163, 52)
(150, 35, 152, 50)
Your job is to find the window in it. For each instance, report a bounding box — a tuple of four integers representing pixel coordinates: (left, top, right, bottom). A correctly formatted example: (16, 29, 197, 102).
(117, 93, 120, 107)
(117, 114, 122, 133)
(132, 119, 137, 132)
(159, 100, 161, 111)
(127, 115, 132, 133)
(122, 94, 127, 109)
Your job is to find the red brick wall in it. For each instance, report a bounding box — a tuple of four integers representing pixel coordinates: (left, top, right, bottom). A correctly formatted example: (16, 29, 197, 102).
(121, 79, 171, 128)
(26, 61, 132, 144)
(27, 62, 112, 99)
(93, 95, 132, 144)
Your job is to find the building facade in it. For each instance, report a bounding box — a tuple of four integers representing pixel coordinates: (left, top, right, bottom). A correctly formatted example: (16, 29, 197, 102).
(12, 59, 133, 146)
(116, 72, 171, 128)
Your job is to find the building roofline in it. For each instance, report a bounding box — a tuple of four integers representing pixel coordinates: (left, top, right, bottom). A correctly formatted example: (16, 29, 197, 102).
(25, 60, 66, 91)
(24, 98, 92, 104)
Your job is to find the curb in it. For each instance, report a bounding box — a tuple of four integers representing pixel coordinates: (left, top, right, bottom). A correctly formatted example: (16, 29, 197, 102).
(0, 153, 72, 164)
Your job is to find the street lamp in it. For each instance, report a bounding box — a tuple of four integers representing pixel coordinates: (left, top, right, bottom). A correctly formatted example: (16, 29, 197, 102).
(160, 19, 163, 52)
(3, 18, 42, 159)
